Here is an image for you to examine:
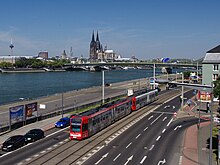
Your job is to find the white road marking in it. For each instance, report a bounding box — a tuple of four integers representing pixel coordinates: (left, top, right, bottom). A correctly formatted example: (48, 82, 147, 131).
(95, 153, 109, 165)
(156, 136, 161, 141)
(162, 129, 166, 133)
(33, 154, 39, 157)
(140, 156, 147, 164)
(179, 156, 183, 165)
(151, 113, 164, 125)
(162, 117, 167, 121)
(157, 158, 166, 165)
(148, 115, 153, 120)
(126, 142, 132, 149)
(124, 155, 133, 165)
(144, 127, 148, 131)
(174, 125, 182, 131)
(136, 134, 141, 139)
(40, 150, 46, 154)
(167, 118, 173, 127)
(149, 144, 155, 151)
(25, 158, 32, 161)
(113, 153, 121, 161)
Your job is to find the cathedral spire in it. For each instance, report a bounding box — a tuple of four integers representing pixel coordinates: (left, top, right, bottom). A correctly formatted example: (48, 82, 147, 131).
(91, 31, 95, 42)
(96, 31, 99, 42)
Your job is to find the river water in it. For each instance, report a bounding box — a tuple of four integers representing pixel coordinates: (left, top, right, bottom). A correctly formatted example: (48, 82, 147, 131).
(0, 68, 182, 105)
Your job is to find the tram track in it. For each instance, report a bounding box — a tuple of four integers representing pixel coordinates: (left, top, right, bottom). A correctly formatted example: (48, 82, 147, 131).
(20, 88, 187, 165)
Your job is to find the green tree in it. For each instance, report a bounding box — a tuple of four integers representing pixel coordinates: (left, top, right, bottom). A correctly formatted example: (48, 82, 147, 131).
(0, 62, 13, 68)
(213, 76, 220, 106)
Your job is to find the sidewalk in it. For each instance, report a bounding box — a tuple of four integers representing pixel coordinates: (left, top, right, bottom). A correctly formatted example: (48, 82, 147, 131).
(178, 98, 218, 165)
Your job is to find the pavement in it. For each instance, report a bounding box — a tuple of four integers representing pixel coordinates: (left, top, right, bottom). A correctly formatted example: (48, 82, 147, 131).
(177, 96, 219, 165)
(0, 88, 219, 165)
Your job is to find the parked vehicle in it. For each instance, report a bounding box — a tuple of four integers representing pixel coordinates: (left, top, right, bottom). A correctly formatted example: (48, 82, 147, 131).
(70, 89, 158, 140)
(2, 135, 25, 151)
(24, 129, 44, 143)
(55, 117, 70, 128)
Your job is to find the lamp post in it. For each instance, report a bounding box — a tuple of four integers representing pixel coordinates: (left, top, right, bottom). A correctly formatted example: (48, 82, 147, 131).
(209, 83, 213, 165)
(181, 72, 184, 111)
(153, 63, 156, 89)
(61, 74, 64, 118)
(102, 70, 105, 104)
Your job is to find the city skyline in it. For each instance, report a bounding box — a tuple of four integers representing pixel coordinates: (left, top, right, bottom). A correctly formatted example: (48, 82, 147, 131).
(0, 0, 220, 60)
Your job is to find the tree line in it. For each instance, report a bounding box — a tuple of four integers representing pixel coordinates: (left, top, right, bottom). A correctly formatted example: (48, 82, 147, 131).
(0, 58, 70, 69)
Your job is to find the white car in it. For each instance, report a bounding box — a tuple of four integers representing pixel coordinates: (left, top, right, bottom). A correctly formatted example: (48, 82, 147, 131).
(214, 117, 220, 123)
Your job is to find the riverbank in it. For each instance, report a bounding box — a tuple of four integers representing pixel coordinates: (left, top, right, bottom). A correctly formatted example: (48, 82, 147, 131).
(0, 68, 65, 73)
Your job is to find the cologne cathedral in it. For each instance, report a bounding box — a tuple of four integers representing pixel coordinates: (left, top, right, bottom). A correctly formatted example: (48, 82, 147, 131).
(89, 31, 104, 61)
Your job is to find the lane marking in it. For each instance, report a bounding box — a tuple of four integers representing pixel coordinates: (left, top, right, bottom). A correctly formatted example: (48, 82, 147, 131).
(113, 153, 121, 161)
(166, 118, 173, 127)
(140, 156, 147, 164)
(162, 117, 167, 121)
(174, 125, 182, 131)
(151, 113, 164, 125)
(95, 153, 109, 165)
(136, 134, 141, 139)
(179, 156, 183, 165)
(143, 127, 148, 131)
(149, 144, 155, 151)
(162, 129, 166, 133)
(148, 115, 153, 120)
(156, 136, 161, 141)
(126, 142, 132, 149)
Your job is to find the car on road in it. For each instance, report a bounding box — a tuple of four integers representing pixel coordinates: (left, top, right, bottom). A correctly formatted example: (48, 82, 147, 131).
(214, 117, 220, 123)
(1, 135, 26, 152)
(24, 129, 45, 143)
(55, 117, 70, 128)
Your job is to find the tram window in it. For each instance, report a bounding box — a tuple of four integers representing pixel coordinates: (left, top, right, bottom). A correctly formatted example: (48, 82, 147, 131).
(93, 120, 96, 126)
(82, 123, 88, 131)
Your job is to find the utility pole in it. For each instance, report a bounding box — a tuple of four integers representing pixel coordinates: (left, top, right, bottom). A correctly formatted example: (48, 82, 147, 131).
(153, 63, 156, 89)
(181, 72, 184, 111)
(102, 70, 105, 104)
(61, 75, 64, 118)
(209, 83, 213, 165)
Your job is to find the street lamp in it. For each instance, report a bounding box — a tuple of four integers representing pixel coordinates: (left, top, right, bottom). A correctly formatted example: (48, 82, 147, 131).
(153, 63, 156, 89)
(61, 74, 64, 118)
(181, 72, 184, 111)
(102, 70, 105, 104)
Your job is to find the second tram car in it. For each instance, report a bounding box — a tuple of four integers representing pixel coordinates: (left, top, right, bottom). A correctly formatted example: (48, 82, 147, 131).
(70, 89, 158, 140)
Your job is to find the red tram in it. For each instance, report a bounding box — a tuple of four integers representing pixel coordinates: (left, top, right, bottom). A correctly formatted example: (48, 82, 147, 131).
(70, 89, 158, 140)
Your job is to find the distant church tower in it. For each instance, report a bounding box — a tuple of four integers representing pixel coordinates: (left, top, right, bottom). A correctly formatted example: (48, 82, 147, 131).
(89, 31, 102, 61)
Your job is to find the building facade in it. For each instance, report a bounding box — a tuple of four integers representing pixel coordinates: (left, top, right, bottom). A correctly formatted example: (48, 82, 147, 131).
(202, 45, 220, 85)
(38, 51, 48, 59)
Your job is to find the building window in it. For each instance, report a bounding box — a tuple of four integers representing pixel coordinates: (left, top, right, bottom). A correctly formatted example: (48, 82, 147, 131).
(213, 64, 219, 71)
(213, 74, 218, 81)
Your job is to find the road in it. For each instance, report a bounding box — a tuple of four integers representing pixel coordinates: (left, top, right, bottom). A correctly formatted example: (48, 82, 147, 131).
(0, 87, 197, 165)
(82, 90, 197, 165)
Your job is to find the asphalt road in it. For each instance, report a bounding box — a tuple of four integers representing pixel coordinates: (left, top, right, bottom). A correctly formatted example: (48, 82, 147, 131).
(0, 87, 196, 165)
(82, 90, 197, 165)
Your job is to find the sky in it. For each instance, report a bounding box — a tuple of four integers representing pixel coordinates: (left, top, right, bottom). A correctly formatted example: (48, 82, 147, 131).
(0, 0, 220, 60)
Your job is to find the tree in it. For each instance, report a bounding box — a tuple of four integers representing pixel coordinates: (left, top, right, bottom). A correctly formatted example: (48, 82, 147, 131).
(0, 62, 13, 68)
(213, 76, 220, 106)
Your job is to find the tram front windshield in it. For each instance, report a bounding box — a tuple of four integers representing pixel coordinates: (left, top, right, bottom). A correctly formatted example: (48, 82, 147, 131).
(71, 118, 82, 132)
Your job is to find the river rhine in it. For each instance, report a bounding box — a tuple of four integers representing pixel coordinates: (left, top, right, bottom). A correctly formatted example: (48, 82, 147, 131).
(0, 68, 182, 105)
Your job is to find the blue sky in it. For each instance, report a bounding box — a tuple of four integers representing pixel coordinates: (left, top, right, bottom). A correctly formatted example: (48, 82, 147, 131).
(0, 0, 220, 60)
